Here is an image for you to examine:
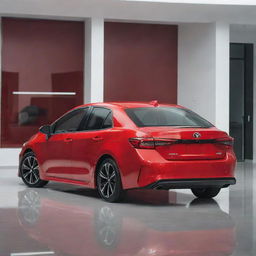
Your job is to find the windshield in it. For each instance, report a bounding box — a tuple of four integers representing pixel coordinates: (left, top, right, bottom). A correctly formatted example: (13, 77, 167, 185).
(125, 107, 213, 128)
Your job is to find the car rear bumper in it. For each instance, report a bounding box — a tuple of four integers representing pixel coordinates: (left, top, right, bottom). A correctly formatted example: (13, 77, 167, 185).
(144, 177, 236, 190)
(135, 150, 236, 188)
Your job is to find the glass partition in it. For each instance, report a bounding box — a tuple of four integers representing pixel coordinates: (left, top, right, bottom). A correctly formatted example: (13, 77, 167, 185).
(1, 18, 84, 147)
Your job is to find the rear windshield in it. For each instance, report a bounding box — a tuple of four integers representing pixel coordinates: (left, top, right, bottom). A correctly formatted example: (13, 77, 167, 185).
(125, 107, 213, 128)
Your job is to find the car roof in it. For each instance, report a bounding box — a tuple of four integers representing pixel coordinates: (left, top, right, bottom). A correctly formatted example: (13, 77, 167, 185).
(76, 101, 183, 110)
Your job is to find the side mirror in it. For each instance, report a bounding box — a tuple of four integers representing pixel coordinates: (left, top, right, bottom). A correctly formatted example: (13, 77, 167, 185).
(39, 125, 51, 139)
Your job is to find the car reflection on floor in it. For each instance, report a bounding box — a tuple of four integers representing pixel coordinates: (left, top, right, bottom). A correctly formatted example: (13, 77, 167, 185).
(15, 187, 236, 256)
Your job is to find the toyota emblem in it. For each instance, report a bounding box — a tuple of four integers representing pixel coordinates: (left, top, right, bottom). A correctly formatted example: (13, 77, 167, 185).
(193, 132, 201, 138)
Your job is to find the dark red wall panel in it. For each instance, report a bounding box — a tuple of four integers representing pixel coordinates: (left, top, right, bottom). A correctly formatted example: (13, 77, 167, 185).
(1, 18, 84, 147)
(104, 22, 178, 104)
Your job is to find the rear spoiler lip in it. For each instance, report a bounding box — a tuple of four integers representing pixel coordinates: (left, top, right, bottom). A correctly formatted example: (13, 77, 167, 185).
(159, 139, 224, 144)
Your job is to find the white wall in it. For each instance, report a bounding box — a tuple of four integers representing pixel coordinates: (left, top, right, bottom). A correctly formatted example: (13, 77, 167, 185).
(178, 22, 230, 133)
(230, 24, 256, 160)
(178, 23, 216, 123)
(0, 149, 20, 167)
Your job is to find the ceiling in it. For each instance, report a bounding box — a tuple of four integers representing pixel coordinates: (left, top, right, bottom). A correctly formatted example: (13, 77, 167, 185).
(1, 0, 256, 24)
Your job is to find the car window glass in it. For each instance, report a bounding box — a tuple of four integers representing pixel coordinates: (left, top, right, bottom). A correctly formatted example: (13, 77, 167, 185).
(102, 113, 113, 129)
(54, 108, 87, 133)
(86, 108, 112, 130)
(125, 107, 213, 128)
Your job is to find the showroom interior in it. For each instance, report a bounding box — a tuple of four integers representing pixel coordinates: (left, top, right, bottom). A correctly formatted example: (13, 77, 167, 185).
(0, 0, 256, 255)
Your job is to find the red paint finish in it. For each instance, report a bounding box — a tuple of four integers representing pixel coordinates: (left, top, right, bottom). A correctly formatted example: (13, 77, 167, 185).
(104, 22, 178, 103)
(1, 18, 84, 147)
(20, 102, 236, 190)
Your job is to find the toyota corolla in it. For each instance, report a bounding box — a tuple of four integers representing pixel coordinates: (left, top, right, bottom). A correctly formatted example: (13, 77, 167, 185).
(19, 101, 236, 202)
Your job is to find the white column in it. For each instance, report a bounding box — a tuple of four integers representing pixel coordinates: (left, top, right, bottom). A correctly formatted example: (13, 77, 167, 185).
(215, 23, 230, 133)
(178, 23, 216, 125)
(84, 17, 104, 103)
(178, 22, 230, 133)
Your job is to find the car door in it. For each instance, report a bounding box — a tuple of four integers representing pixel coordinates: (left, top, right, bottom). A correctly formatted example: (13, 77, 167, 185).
(70, 107, 113, 183)
(43, 108, 88, 180)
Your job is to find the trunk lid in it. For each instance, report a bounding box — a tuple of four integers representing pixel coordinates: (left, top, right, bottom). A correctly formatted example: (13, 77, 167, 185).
(139, 127, 229, 160)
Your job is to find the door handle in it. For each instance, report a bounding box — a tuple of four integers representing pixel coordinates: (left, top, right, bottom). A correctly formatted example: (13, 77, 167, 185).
(64, 138, 73, 143)
(92, 136, 103, 142)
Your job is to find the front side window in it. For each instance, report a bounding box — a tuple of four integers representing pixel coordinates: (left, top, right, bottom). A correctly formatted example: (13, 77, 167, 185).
(85, 108, 112, 130)
(54, 108, 87, 133)
(125, 107, 213, 128)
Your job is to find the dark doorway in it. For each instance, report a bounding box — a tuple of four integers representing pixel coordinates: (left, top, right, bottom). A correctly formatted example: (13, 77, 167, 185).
(230, 43, 253, 161)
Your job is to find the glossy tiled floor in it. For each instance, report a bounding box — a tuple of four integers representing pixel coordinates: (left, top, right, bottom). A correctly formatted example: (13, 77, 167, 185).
(0, 162, 255, 256)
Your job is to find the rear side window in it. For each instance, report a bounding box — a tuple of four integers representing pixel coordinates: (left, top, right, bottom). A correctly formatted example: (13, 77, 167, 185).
(86, 108, 112, 130)
(125, 107, 213, 128)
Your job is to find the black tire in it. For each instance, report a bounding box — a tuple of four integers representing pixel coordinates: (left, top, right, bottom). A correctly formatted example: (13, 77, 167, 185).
(20, 152, 49, 188)
(96, 158, 125, 203)
(191, 187, 221, 199)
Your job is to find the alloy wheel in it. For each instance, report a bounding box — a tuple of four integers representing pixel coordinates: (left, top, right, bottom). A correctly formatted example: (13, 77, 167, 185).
(98, 163, 117, 198)
(21, 156, 40, 185)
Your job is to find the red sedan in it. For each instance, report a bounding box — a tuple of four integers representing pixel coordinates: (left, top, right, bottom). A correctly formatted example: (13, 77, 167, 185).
(19, 101, 236, 202)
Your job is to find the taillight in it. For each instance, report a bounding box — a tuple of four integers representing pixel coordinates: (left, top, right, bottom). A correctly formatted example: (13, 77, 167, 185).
(215, 137, 234, 147)
(129, 138, 154, 149)
(129, 137, 177, 149)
